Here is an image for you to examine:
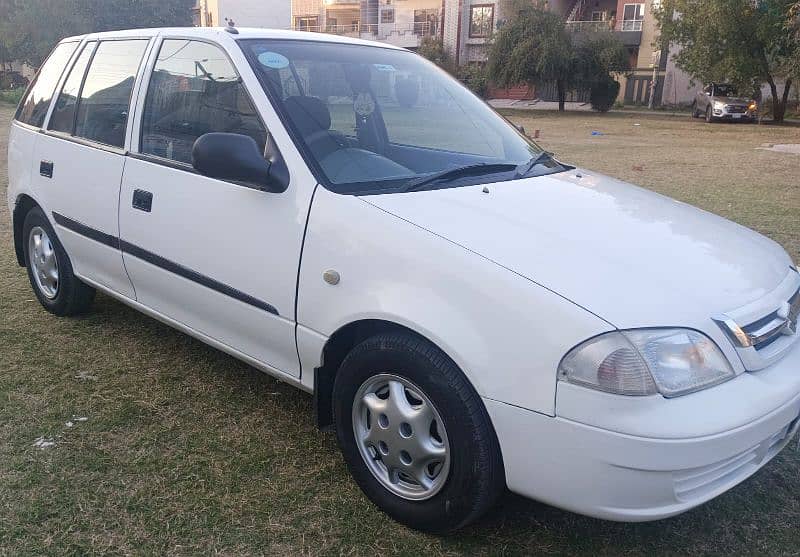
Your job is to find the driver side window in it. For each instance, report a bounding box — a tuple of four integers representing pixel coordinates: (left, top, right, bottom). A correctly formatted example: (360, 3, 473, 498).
(140, 39, 266, 165)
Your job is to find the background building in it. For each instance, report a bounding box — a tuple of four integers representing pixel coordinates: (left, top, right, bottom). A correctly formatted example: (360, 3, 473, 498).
(197, 0, 694, 106)
(442, 0, 694, 106)
(194, 0, 291, 29)
(290, 0, 441, 49)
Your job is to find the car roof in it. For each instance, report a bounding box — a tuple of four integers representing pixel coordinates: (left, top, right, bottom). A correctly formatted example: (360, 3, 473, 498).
(61, 26, 406, 51)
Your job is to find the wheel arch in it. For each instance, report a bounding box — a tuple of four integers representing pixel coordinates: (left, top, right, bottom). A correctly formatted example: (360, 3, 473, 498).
(12, 194, 42, 266)
(313, 319, 465, 430)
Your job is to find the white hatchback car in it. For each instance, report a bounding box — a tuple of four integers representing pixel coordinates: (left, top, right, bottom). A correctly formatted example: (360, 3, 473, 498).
(7, 27, 800, 533)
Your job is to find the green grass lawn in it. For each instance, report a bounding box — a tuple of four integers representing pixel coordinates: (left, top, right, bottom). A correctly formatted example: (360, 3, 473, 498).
(0, 90, 24, 107)
(1, 102, 799, 555)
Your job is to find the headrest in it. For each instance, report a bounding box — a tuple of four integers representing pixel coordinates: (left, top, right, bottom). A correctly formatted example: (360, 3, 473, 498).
(284, 96, 331, 136)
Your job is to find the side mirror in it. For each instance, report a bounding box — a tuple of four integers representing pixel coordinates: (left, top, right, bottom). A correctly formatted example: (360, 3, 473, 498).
(192, 132, 288, 193)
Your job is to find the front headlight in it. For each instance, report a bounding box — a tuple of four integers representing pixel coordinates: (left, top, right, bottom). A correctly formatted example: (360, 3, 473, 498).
(558, 329, 735, 398)
(748, 101, 758, 111)
(713, 100, 726, 110)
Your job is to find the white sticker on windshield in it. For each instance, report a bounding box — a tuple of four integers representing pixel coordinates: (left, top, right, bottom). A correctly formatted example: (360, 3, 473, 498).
(373, 64, 396, 72)
(258, 51, 290, 69)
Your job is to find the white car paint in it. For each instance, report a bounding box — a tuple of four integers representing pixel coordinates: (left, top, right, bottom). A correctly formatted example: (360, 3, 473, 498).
(6, 27, 800, 524)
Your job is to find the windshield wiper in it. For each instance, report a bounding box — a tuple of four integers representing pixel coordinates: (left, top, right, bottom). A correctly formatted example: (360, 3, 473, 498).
(514, 151, 555, 179)
(400, 163, 518, 193)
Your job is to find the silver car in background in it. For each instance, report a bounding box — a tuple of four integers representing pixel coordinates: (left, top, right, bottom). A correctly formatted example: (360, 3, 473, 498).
(692, 83, 758, 123)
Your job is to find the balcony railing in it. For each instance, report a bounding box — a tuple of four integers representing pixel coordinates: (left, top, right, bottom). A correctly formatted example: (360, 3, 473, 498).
(295, 23, 376, 36)
(379, 22, 438, 39)
(293, 21, 438, 40)
(564, 20, 614, 33)
(564, 19, 643, 33)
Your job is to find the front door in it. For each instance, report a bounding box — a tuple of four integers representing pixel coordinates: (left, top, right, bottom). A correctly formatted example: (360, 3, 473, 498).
(38, 38, 150, 298)
(119, 38, 305, 376)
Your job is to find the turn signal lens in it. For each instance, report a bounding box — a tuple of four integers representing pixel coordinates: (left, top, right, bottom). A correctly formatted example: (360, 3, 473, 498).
(559, 329, 735, 398)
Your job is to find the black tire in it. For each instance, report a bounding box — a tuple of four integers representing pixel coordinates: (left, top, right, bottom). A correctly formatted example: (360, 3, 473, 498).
(705, 105, 714, 123)
(22, 207, 95, 316)
(333, 332, 505, 533)
(691, 101, 699, 118)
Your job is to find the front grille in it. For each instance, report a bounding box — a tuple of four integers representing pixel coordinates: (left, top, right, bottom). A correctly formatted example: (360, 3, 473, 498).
(742, 287, 800, 351)
(726, 105, 748, 113)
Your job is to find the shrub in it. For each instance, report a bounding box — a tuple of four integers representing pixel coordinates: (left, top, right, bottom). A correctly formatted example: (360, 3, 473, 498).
(416, 36, 454, 73)
(457, 64, 489, 98)
(590, 77, 620, 112)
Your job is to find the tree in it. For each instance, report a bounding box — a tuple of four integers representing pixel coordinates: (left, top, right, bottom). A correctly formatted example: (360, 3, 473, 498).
(487, 4, 628, 111)
(790, 1, 800, 78)
(488, 5, 574, 111)
(572, 32, 631, 93)
(656, 0, 798, 122)
(416, 36, 454, 74)
(0, 0, 194, 68)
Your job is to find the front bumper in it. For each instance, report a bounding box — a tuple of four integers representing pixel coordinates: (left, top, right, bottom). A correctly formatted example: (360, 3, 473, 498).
(712, 105, 757, 120)
(486, 342, 800, 521)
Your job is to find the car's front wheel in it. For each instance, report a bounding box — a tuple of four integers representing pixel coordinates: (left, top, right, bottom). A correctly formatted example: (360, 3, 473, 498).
(705, 105, 714, 123)
(333, 332, 505, 533)
(23, 207, 95, 316)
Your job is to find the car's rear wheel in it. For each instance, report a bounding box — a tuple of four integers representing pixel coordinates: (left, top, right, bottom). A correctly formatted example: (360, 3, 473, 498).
(23, 207, 95, 316)
(333, 332, 505, 533)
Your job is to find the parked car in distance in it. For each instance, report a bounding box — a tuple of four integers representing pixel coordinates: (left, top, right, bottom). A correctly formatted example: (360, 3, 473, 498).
(7, 28, 800, 534)
(693, 83, 758, 122)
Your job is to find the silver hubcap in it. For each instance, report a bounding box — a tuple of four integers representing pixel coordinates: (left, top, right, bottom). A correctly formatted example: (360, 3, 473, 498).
(29, 226, 59, 299)
(352, 373, 450, 500)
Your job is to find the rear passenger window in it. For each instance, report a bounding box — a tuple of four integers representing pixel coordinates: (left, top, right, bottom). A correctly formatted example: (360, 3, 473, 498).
(74, 40, 149, 148)
(16, 42, 79, 128)
(49, 42, 96, 134)
(141, 39, 267, 165)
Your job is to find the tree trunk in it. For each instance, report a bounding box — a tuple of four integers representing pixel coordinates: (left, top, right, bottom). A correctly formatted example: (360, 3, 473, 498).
(557, 80, 566, 112)
(767, 77, 784, 123)
(777, 78, 794, 124)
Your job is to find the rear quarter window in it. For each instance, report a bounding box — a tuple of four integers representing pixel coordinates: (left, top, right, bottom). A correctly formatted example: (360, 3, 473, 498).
(16, 42, 79, 128)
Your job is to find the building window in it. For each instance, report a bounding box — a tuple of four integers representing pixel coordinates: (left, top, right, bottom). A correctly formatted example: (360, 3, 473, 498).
(591, 11, 604, 21)
(295, 16, 319, 32)
(469, 5, 494, 38)
(381, 7, 395, 23)
(621, 3, 644, 31)
(414, 9, 439, 36)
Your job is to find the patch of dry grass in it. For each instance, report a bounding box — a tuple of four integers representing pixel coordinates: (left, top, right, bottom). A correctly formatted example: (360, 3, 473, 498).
(1, 104, 799, 555)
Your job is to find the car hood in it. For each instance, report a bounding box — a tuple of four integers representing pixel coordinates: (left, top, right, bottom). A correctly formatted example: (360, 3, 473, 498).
(364, 170, 792, 328)
(716, 96, 752, 105)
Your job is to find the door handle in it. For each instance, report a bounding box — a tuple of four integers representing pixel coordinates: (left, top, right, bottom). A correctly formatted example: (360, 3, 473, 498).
(132, 189, 153, 212)
(40, 161, 53, 178)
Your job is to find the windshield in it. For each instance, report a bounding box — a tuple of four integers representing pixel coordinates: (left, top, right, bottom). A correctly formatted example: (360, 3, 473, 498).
(241, 39, 558, 194)
(714, 84, 737, 97)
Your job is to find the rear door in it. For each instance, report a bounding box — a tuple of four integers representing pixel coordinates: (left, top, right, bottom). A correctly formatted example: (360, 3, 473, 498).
(119, 37, 309, 376)
(37, 37, 151, 298)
